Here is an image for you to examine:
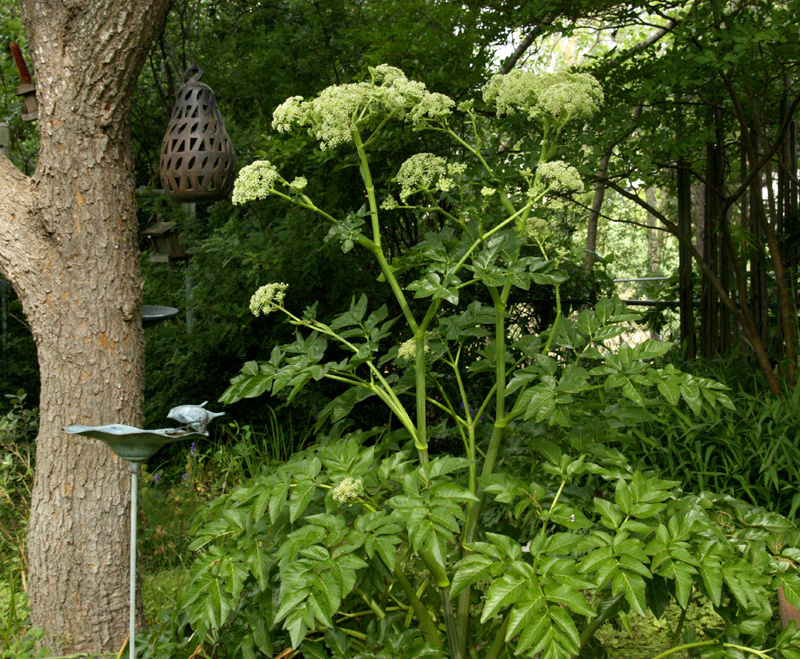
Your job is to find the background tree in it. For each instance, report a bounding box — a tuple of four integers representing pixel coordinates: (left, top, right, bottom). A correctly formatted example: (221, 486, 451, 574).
(575, 0, 800, 392)
(0, 0, 171, 653)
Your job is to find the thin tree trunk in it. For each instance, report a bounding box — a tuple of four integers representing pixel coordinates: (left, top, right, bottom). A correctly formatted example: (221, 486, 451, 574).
(701, 108, 723, 359)
(677, 158, 695, 358)
(584, 153, 610, 277)
(645, 187, 664, 274)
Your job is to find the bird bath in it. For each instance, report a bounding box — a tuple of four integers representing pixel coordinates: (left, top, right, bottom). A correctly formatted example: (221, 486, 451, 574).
(64, 403, 224, 659)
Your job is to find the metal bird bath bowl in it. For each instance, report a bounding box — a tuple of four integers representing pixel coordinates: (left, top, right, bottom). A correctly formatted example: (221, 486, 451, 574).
(64, 423, 202, 461)
(142, 305, 179, 327)
(65, 404, 223, 659)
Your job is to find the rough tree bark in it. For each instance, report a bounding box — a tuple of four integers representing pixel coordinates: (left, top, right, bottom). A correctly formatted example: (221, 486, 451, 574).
(0, 0, 171, 653)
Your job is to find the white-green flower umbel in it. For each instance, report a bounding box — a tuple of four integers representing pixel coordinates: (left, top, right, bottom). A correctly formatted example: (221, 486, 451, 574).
(270, 65, 455, 151)
(289, 176, 308, 193)
(483, 71, 603, 128)
(394, 153, 456, 201)
(397, 334, 431, 362)
(537, 160, 584, 193)
(250, 283, 288, 317)
(272, 96, 309, 133)
(331, 477, 364, 504)
(232, 161, 282, 205)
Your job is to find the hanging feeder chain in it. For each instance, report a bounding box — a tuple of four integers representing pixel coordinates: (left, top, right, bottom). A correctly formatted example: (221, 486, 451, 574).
(9, 42, 32, 85)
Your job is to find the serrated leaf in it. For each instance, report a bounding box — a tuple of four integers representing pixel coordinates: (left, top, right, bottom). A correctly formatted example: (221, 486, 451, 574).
(779, 574, 800, 610)
(595, 498, 623, 529)
(613, 569, 648, 616)
(631, 340, 673, 360)
(450, 554, 496, 599)
(699, 557, 723, 606)
(656, 378, 682, 406)
(506, 586, 546, 639)
(482, 572, 529, 622)
(269, 480, 289, 524)
(290, 479, 317, 522)
(515, 606, 551, 655)
(546, 584, 596, 616)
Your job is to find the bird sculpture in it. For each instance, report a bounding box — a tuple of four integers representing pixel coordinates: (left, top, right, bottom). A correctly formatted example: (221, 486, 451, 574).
(167, 401, 225, 434)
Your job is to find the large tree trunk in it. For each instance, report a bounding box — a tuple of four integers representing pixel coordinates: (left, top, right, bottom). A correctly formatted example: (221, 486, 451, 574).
(0, 0, 171, 653)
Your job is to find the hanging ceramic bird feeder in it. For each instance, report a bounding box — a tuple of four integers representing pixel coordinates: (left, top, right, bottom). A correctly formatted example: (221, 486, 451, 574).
(159, 66, 235, 202)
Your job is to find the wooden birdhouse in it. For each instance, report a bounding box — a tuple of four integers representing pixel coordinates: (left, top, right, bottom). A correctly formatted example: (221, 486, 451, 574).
(143, 221, 188, 263)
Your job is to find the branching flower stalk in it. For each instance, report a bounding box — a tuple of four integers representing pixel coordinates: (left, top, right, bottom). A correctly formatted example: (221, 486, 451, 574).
(228, 65, 617, 659)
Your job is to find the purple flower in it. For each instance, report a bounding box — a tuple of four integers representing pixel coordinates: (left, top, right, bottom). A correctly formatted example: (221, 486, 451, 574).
(182, 473, 189, 479)
(153, 473, 162, 484)
(190, 442, 197, 456)
(460, 401, 484, 421)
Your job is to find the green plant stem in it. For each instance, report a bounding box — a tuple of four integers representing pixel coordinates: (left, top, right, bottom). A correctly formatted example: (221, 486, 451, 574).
(354, 587, 386, 619)
(440, 586, 463, 659)
(353, 129, 381, 249)
(418, 547, 449, 587)
(539, 477, 567, 539)
(339, 627, 368, 641)
(670, 599, 690, 647)
(543, 285, 563, 354)
(457, 280, 513, 656)
(373, 247, 420, 333)
(352, 129, 420, 334)
(415, 331, 429, 464)
(393, 566, 442, 649)
(485, 615, 510, 659)
(578, 593, 625, 654)
(649, 641, 771, 659)
(403, 577, 430, 627)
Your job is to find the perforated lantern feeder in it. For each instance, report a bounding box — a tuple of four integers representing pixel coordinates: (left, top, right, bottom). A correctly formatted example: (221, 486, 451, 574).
(159, 66, 235, 202)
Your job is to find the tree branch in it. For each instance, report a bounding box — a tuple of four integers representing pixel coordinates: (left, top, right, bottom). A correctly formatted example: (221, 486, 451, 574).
(498, 16, 553, 74)
(0, 154, 39, 282)
(604, 179, 743, 321)
(604, 1, 696, 67)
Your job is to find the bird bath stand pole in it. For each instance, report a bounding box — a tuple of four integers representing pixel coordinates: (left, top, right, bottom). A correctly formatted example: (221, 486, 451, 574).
(129, 460, 140, 659)
(65, 403, 224, 658)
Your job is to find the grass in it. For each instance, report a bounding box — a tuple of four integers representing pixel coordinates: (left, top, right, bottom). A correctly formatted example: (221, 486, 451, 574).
(625, 384, 800, 518)
(142, 568, 188, 627)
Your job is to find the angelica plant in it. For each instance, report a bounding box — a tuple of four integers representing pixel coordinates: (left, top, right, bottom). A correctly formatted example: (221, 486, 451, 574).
(179, 66, 800, 659)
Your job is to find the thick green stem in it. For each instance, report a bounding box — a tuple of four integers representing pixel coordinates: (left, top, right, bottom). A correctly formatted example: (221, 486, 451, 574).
(351, 131, 420, 334)
(456, 281, 512, 654)
(415, 331, 429, 464)
(543, 285, 563, 354)
(393, 566, 442, 649)
(650, 641, 770, 659)
(418, 547, 449, 587)
(485, 615, 510, 659)
(353, 588, 386, 620)
(353, 129, 381, 250)
(439, 586, 463, 659)
(374, 248, 420, 334)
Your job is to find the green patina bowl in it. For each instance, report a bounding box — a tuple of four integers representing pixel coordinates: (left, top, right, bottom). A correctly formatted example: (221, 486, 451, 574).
(64, 424, 204, 462)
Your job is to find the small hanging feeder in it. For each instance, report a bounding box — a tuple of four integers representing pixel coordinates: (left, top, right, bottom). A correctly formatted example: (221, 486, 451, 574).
(9, 43, 38, 122)
(159, 66, 235, 202)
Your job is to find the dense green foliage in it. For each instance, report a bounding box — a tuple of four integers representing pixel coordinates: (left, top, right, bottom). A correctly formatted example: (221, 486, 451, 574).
(132, 66, 800, 659)
(3, 1, 800, 657)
